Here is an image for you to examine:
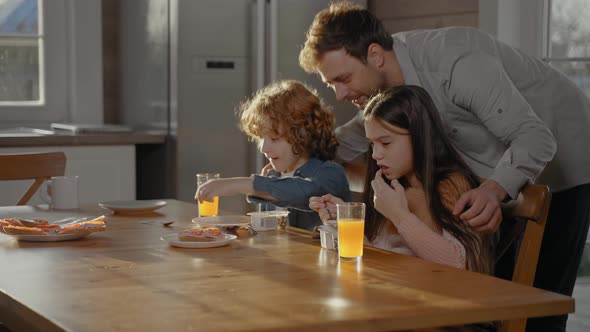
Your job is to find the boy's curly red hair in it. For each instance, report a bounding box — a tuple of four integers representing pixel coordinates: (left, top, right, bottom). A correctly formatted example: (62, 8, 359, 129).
(238, 80, 338, 161)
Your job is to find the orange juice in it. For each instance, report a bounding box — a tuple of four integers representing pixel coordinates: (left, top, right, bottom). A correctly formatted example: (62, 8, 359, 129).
(198, 196, 219, 217)
(338, 218, 364, 259)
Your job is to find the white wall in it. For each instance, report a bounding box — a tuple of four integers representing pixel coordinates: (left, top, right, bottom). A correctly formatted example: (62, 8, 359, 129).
(68, 0, 104, 124)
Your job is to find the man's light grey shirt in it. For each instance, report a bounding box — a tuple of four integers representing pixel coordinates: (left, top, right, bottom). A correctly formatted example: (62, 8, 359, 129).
(336, 27, 590, 197)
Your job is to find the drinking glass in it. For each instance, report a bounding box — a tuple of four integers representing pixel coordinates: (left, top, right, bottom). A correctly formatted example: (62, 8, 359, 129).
(196, 173, 220, 217)
(336, 202, 365, 260)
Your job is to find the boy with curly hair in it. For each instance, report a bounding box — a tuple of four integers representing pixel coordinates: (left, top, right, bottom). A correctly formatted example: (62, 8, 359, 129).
(196, 80, 351, 230)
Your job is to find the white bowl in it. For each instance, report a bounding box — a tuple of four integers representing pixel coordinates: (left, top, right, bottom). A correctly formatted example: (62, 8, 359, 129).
(247, 211, 289, 231)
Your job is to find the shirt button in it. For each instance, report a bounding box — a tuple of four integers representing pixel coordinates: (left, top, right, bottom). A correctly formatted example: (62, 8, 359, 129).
(498, 108, 503, 114)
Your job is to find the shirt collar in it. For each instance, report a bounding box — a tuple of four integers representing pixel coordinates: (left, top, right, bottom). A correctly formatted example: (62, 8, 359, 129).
(392, 36, 421, 86)
(268, 158, 323, 177)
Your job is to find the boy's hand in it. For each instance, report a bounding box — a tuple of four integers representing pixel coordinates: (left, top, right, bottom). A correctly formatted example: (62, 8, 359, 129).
(195, 178, 241, 203)
(195, 179, 220, 203)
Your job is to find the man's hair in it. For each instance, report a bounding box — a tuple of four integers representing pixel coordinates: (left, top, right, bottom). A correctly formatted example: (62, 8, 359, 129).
(238, 80, 338, 161)
(299, 1, 393, 73)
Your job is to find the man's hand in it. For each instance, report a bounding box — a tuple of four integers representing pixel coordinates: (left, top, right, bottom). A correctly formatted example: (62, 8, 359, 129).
(309, 194, 345, 224)
(453, 180, 507, 232)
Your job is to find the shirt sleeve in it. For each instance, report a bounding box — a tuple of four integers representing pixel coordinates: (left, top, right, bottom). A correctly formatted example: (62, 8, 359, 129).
(390, 174, 478, 269)
(392, 214, 467, 269)
(335, 112, 369, 164)
(448, 52, 557, 198)
(252, 163, 351, 211)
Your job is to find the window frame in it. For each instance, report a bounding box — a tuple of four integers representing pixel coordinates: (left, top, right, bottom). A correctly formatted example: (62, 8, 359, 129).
(542, 0, 590, 63)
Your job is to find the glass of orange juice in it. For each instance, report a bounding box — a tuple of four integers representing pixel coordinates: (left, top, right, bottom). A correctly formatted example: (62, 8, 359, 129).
(336, 202, 365, 261)
(196, 173, 220, 217)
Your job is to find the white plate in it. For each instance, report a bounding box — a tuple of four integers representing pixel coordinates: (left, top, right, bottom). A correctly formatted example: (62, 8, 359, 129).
(9, 233, 90, 242)
(192, 215, 250, 227)
(98, 200, 167, 214)
(161, 233, 237, 248)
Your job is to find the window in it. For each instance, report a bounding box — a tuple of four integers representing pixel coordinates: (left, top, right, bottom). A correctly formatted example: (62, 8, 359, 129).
(0, 0, 41, 103)
(545, 0, 590, 97)
(0, 0, 67, 124)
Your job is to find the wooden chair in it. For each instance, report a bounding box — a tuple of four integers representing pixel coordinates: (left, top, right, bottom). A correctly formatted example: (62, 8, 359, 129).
(499, 184, 551, 332)
(0, 152, 66, 205)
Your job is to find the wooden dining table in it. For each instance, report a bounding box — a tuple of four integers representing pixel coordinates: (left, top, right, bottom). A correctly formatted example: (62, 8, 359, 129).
(0, 200, 574, 332)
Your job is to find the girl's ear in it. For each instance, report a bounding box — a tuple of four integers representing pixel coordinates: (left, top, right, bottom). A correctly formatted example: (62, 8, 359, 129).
(367, 43, 385, 68)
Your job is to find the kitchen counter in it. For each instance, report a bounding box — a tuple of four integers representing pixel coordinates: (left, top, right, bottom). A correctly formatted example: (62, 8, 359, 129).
(0, 128, 170, 200)
(0, 130, 166, 147)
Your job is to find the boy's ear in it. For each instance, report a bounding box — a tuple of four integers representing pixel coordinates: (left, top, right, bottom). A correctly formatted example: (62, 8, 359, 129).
(367, 43, 385, 68)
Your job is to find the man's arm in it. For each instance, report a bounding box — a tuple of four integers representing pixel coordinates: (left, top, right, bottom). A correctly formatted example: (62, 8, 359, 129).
(335, 112, 369, 164)
(448, 52, 557, 231)
(449, 52, 557, 198)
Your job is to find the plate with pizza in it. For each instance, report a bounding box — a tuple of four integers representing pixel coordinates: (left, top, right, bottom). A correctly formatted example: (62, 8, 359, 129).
(0, 216, 107, 242)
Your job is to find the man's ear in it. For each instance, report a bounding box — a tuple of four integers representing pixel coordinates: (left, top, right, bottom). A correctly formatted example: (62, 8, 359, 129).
(367, 43, 385, 68)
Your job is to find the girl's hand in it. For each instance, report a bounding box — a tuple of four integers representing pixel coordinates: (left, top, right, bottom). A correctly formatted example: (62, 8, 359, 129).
(371, 169, 410, 222)
(309, 194, 344, 224)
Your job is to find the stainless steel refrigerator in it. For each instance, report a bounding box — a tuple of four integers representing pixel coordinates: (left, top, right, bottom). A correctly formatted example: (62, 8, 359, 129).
(118, 0, 365, 213)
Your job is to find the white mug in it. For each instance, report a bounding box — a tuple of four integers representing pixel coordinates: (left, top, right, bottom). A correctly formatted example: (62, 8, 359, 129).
(42, 176, 80, 210)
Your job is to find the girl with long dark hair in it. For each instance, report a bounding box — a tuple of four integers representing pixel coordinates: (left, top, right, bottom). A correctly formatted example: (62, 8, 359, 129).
(311, 85, 494, 273)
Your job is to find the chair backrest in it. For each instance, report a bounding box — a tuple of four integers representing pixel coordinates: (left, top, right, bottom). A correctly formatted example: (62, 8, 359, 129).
(504, 184, 551, 285)
(0, 152, 66, 205)
(499, 184, 551, 332)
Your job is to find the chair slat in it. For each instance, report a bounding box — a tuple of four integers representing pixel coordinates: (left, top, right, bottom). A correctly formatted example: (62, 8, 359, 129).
(499, 184, 551, 332)
(0, 152, 66, 205)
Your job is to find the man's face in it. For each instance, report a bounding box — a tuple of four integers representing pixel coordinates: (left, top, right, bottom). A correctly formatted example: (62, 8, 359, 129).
(317, 48, 387, 110)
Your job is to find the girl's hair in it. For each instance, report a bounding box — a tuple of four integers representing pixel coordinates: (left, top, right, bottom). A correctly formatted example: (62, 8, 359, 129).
(238, 80, 338, 161)
(362, 85, 493, 274)
(299, 1, 393, 73)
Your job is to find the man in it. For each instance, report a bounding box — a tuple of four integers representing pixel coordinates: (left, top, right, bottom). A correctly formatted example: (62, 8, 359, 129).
(299, 2, 590, 332)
